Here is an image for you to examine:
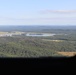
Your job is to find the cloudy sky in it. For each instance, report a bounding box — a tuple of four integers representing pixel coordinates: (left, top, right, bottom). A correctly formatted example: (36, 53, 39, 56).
(0, 0, 76, 25)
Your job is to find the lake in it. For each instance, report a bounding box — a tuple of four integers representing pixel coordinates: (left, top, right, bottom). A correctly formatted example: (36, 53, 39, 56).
(26, 33, 56, 37)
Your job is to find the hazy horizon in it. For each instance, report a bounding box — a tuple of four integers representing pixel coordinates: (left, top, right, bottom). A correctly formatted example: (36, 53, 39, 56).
(0, 25, 76, 26)
(0, 25, 76, 27)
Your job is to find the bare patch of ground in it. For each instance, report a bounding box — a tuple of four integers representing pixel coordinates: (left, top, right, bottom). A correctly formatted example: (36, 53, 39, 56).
(57, 52, 76, 56)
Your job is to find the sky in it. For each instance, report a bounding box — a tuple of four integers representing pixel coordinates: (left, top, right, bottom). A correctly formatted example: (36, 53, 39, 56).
(0, 0, 76, 26)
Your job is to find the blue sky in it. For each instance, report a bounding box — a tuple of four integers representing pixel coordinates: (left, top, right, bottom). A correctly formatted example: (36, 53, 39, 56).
(0, 0, 76, 25)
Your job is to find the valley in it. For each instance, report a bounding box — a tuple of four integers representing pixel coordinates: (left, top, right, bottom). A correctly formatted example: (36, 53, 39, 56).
(0, 26, 76, 57)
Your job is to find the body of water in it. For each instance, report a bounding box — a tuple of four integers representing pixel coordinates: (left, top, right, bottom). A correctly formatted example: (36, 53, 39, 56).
(26, 33, 56, 37)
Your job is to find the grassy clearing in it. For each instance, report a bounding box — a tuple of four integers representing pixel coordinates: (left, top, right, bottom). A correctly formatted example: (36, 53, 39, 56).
(0, 32, 8, 34)
(42, 39, 63, 42)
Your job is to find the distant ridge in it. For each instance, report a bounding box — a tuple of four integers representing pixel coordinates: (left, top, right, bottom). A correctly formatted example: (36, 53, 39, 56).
(0, 25, 76, 32)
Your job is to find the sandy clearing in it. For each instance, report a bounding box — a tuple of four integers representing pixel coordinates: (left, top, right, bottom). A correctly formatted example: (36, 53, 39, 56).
(57, 52, 76, 56)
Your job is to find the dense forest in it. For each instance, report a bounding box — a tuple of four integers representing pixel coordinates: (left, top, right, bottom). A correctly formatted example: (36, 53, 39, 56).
(0, 26, 76, 57)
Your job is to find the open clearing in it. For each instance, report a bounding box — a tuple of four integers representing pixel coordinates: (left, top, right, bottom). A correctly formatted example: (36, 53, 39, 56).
(42, 39, 63, 42)
(57, 52, 76, 56)
(0, 32, 8, 34)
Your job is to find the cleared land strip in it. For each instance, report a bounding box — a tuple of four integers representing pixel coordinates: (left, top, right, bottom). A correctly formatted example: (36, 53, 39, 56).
(42, 39, 63, 42)
(57, 52, 76, 56)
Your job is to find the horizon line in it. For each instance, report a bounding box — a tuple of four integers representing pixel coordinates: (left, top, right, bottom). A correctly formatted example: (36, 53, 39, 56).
(0, 25, 76, 26)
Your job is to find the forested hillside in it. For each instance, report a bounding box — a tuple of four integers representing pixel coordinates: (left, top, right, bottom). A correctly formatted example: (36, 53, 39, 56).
(0, 31, 76, 57)
(0, 26, 76, 57)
